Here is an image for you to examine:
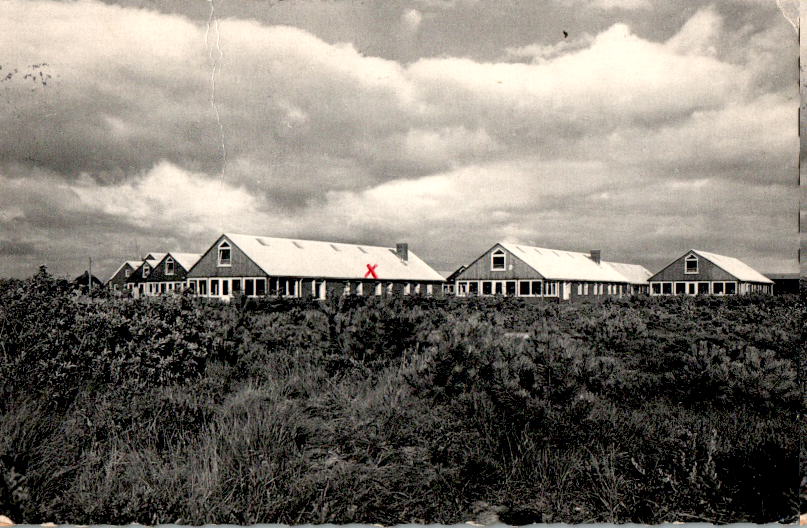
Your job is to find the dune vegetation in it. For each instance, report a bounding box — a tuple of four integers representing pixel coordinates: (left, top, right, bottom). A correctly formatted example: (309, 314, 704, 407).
(0, 267, 802, 524)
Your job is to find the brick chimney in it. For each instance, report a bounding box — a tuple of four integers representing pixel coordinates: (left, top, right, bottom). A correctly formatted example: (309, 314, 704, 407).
(590, 249, 601, 264)
(396, 243, 409, 262)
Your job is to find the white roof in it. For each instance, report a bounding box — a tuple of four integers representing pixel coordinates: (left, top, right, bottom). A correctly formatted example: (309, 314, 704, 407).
(166, 252, 202, 271)
(691, 250, 773, 284)
(224, 233, 445, 282)
(107, 260, 142, 281)
(605, 261, 654, 285)
(499, 243, 652, 283)
(144, 253, 166, 265)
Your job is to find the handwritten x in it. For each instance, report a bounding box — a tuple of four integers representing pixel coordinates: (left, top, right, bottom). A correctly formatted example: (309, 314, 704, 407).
(364, 263, 378, 279)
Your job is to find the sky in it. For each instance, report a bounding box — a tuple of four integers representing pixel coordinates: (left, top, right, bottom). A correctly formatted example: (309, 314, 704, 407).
(0, 0, 800, 280)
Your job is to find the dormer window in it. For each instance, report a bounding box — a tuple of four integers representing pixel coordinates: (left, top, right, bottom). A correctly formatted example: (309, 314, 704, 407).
(218, 241, 231, 267)
(491, 249, 506, 271)
(124, 268, 131, 278)
(685, 255, 698, 274)
(165, 257, 175, 276)
(142, 264, 150, 278)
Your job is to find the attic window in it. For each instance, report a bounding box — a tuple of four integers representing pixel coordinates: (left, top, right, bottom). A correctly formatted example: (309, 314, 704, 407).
(142, 264, 150, 278)
(165, 257, 175, 276)
(491, 249, 506, 271)
(685, 255, 698, 274)
(218, 241, 231, 267)
(124, 268, 131, 278)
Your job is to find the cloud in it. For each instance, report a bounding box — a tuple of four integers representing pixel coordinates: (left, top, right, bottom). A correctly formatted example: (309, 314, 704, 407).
(556, 0, 651, 10)
(0, 1, 797, 277)
(0, 240, 37, 256)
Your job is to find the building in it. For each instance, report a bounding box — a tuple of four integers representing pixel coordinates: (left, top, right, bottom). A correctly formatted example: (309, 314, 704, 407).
(185, 233, 445, 300)
(125, 253, 166, 297)
(140, 252, 201, 296)
(440, 265, 467, 295)
(764, 273, 800, 295)
(453, 242, 652, 300)
(72, 271, 103, 292)
(648, 249, 773, 295)
(106, 260, 141, 291)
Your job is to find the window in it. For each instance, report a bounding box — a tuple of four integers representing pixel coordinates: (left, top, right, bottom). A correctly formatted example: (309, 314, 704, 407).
(491, 249, 506, 271)
(458, 282, 467, 295)
(218, 241, 232, 267)
(482, 282, 492, 295)
(675, 283, 685, 295)
(531, 281, 542, 296)
(545, 281, 558, 296)
(142, 264, 150, 278)
(521, 282, 531, 296)
(124, 268, 131, 278)
(697, 282, 709, 295)
(199, 281, 207, 295)
(662, 282, 672, 295)
(651, 283, 661, 295)
(725, 282, 736, 295)
(210, 280, 219, 295)
(494, 282, 503, 295)
(468, 282, 479, 295)
(256, 279, 266, 296)
(685, 255, 698, 274)
(165, 257, 175, 275)
(222, 280, 229, 296)
(713, 282, 723, 294)
(245, 279, 254, 296)
(232, 279, 241, 293)
(687, 283, 696, 295)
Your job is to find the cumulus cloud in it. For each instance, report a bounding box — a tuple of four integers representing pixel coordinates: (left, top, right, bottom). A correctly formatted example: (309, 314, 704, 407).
(0, 0, 797, 277)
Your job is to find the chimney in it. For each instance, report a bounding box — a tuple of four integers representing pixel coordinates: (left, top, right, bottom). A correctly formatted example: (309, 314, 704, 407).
(590, 249, 601, 264)
(396, 242, 409, 262)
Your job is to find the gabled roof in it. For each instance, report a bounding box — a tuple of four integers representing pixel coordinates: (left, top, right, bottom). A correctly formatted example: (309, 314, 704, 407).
(689, 250, 773, 284)
(605, 261, 653, 285)
(107, 260, 142, 282)
(166, 252, 202, 271)
(144, 253, 166, 264)
(499, 242, 651, 284)
(125, 253, 165, 284)
(221, 233, 445, 282)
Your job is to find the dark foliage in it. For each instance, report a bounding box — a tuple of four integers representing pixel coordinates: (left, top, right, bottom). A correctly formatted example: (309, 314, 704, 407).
(0, 268, 802, 524)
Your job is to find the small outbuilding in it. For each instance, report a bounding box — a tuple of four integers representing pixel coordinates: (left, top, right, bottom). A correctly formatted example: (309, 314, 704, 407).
(72, 271, 103, 292)
(647, 249, 773, 295)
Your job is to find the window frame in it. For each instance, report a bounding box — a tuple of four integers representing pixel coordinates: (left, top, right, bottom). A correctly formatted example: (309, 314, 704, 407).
(490, 249, 506, 271)
(218, 241, 232, 267)
(684, 255, 699, 274)
(165, 257, 175, 276)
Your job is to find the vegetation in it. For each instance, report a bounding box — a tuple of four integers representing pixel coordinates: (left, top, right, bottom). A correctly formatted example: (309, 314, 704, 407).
(0, 267, 802, 524)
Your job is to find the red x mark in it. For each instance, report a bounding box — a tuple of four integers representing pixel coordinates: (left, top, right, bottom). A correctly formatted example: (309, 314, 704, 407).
(364, 263, 378, 279)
